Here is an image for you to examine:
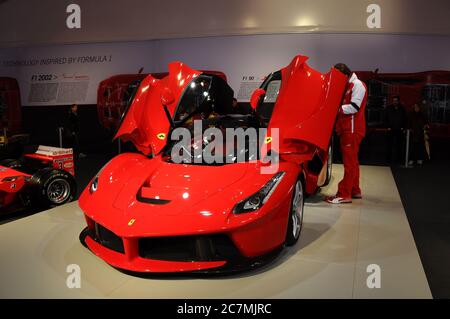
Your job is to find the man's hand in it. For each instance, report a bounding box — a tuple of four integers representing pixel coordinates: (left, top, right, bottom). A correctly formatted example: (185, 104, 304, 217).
(341, 103, 360, 115)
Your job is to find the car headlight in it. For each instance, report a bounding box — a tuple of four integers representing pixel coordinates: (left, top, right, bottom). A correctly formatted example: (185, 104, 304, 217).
(233, 171, 285, 214)
(89, 175, 99, 194)
(89, 160, 111, 194)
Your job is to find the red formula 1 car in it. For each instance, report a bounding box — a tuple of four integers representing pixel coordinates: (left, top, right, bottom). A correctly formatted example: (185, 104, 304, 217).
(0, 145, 77, 214)
(79, 55, 347, 273)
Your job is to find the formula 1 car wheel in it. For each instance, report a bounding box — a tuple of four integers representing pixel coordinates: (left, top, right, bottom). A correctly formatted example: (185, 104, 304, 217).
(31, 168, 76, 207)
(285, 177, 304, 246)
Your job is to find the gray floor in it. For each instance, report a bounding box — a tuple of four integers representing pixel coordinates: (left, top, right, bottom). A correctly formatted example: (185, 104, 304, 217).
(0, 165, 432, 298)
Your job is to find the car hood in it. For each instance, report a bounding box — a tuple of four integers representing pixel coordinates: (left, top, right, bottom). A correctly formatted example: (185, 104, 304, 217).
(78, 153, 272, 237)
(112, 157, 248, 212)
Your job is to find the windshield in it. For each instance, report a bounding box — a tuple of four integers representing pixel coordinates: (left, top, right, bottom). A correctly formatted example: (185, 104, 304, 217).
(173, 74, 235, 123)
(164, 74, 264, 165)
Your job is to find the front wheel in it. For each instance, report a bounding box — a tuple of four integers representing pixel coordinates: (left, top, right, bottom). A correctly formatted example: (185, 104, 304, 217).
(285, 178, 305, 246)
(31, 168, 77, 207)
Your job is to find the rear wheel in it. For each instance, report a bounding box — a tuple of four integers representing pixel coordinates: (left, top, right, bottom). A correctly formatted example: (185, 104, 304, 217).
(31, 168, 76, 207)
(285, 178, 305, 246)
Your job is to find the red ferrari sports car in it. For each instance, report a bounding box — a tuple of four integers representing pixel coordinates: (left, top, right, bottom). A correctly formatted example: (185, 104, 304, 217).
(79, 54, 347, 273)
(0, 145, 77, 214)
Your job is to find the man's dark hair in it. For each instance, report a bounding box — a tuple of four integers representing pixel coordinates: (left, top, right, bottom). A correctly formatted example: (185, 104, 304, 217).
(69, 104, 77, 114)
(334, 63, 352, 77)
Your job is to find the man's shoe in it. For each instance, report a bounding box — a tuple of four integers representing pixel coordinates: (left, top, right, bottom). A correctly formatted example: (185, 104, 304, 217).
(352, 193, 363, 199)
(324, 196, 352, 204)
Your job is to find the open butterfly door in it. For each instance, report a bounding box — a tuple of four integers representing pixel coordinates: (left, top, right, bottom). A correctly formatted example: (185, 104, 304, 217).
(114, 62, 200, 155)
(265, 55, 347, 161)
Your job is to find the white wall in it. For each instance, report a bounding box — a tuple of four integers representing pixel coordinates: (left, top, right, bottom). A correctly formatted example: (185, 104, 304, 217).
(1, 33, 450, 105)
(2, 0, 450, 47)
(0, 42, 154, 105)
(152, 33, 450, 93)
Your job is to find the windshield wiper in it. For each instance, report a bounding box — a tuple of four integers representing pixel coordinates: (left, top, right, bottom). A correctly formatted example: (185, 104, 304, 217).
(159, 106, 204, 156)
(163, 105, 175, 128)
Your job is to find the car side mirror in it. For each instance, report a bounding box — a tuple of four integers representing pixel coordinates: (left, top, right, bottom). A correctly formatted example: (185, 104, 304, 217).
(250, 88, 266, 110)
(160, 87, 175, 106)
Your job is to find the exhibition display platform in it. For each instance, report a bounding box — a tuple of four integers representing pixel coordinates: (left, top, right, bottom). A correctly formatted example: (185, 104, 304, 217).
(0, 165, 432, 298)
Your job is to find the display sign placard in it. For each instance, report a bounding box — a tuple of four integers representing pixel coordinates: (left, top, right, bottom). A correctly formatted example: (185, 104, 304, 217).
(237, 75, 265, 102)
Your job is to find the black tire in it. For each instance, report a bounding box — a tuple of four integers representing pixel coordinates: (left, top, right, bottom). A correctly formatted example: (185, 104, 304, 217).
(31, 168, 77, 207)
(285, 177, 305, 246)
